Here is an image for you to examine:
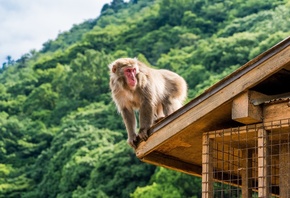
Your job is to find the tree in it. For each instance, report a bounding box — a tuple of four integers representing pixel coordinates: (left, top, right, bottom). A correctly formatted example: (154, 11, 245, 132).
(132, 167, 202, 198)
(1, 0, 290, 197)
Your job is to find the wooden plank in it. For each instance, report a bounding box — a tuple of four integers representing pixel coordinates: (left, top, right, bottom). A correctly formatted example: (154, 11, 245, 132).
(251, 92, 290, 105)
(279, 144, 290, 197)
(263, 101, 290, 122)
(241, 149, 253, 198)
(208, 118, 290, 140)
(258, 129, 270, 198)
(136, 45, 290, 158)
(285, 62, 290, 70)
(232, 91, 262, 124)
(140, 152, 202, 177)
(202, 134, 213, 198)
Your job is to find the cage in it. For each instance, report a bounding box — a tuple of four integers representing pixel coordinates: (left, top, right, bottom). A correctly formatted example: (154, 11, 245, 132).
(202, 119, 290, 198)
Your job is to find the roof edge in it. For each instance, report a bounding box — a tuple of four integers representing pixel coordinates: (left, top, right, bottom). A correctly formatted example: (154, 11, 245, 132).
(151, 36, 290, 133)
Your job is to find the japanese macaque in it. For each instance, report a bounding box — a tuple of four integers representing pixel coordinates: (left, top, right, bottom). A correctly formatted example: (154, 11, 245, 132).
(109, 58, 187, 148)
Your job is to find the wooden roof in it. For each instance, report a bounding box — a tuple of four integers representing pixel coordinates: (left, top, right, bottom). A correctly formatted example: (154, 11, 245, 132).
(135, 36, 290, 176)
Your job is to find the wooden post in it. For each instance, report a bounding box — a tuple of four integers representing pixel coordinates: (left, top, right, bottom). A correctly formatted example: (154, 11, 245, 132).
(241, 148, 253, 198)
(279, 143, 290, 197)
(202, 134, 213, 198)
(257, 128, 270, 198)
(232, 91, 263, 124)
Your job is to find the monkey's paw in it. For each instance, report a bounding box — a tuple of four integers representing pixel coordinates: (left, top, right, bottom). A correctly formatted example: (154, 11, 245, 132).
(127, 134, 138, 149)
(138, 128, 149, 141)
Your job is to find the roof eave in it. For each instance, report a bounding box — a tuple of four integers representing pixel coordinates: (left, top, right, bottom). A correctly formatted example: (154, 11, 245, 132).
(136, 36, 290, 163)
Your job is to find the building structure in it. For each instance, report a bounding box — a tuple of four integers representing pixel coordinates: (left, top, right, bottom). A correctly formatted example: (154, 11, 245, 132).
(136, 36, 290, 197)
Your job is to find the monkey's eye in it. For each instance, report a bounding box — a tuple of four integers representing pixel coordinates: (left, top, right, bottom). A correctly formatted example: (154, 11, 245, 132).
(125, 68, 136, 73)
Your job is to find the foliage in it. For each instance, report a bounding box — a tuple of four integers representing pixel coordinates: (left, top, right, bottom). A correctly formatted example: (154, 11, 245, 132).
(0, 0, 289, 197)
(131, 167, 202, 198)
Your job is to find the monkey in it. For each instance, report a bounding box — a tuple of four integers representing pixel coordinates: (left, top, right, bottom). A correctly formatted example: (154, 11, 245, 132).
(109, 58, 187, 148)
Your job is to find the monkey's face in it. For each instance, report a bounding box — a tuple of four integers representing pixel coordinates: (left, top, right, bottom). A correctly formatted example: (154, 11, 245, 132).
(109, 58, 140, 90)
(123, 67, 137, 88)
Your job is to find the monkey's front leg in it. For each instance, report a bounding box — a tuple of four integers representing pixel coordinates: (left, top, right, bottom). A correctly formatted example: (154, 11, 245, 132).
(138, 101, 154, 141)
(121, 108, 138, 148)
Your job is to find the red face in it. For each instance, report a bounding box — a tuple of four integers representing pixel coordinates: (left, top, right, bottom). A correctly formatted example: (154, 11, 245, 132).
(124, 67, 137, 88)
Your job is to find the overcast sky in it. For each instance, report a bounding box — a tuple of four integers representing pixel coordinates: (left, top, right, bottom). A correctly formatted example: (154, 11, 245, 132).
(0, 0, 113, 65)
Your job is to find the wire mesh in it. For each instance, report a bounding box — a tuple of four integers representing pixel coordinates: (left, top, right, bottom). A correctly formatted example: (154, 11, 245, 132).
(202, 119, 290, 198)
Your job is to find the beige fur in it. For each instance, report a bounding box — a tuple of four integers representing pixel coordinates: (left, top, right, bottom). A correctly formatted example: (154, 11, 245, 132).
(109, 58, 187, 148)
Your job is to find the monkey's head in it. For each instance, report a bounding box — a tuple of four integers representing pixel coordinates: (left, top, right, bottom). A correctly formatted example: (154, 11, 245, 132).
(109, 58, 140, 90)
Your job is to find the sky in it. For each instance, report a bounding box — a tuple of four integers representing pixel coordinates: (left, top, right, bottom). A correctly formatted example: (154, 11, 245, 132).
(0, 0, 113, 65)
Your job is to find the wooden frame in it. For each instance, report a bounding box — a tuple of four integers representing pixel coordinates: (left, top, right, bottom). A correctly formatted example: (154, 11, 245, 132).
(202, 119, 290, 197)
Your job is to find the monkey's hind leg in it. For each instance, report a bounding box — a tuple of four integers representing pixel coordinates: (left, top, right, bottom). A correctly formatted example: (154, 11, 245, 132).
(154, 103, 165, 123)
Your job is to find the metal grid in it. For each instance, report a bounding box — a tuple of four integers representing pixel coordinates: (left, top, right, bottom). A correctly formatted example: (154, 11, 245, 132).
(202, 119, 290, 198)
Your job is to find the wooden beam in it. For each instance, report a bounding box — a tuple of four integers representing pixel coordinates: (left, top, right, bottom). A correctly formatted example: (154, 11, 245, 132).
(279, 143, 290, 197)
(241, 149, 253, 198)
(250, 92, 290, 105)
(202, 134, 213, 198)
(258, 128, 270, 198)
(140, 152, 202, 177)
(263, 100, 290, 122)
(208, 118, 290, 139)
(232, 91, 263, 124)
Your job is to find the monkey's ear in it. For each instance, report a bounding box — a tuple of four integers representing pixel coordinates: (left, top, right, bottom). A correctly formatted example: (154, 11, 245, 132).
(112, 65, 117, 73)
(109, 62, 117, 73)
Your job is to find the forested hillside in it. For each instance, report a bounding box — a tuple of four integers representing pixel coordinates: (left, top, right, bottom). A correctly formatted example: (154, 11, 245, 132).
(1, 0, 290, 197)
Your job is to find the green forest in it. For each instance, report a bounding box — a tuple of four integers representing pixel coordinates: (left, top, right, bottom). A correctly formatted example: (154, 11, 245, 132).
(1, 0, 290, 197)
